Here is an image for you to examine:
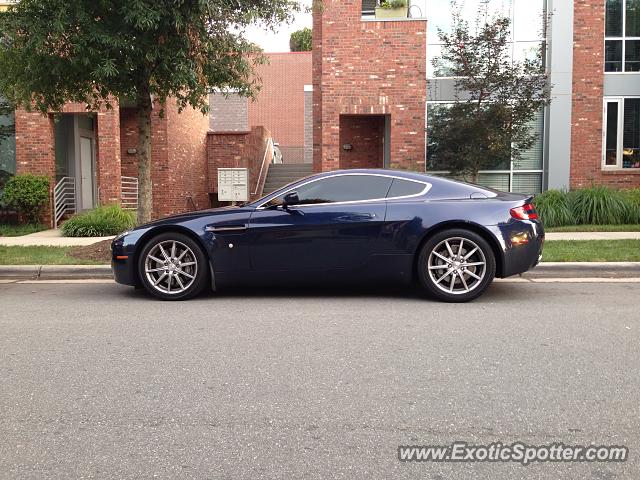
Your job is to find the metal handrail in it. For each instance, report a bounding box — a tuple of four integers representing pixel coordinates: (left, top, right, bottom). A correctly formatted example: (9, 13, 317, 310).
(252, 137, 274, 196)
(121, 176, 138, 210)
(53, 177, 76, 229)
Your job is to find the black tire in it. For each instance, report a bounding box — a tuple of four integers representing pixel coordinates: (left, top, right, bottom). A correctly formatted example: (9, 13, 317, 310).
(417, 228, 496, 303)
(137, 232, 209, 300)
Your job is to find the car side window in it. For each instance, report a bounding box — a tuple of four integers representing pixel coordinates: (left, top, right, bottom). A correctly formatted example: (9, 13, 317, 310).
(386, 178, 426, 198)
(264, 175, 393, 207)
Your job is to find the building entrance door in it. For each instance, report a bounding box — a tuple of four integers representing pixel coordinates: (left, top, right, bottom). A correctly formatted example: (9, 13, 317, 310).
(79, 135, 95, 210)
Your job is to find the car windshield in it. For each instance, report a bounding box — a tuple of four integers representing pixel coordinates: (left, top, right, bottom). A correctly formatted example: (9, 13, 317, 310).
(247, 177, 312, 207)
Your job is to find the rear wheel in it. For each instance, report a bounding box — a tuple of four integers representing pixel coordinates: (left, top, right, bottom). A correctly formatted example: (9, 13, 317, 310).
(138, 232, 209, 300)
(417, 229, 496, 302)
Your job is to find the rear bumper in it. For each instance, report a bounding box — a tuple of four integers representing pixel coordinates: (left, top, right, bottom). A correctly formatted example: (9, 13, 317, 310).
(492, 220, 545, 278)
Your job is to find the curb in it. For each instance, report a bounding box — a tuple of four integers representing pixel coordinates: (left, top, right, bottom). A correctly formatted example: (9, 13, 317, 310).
(523, 262, 640, 279)
(1, 263, 640, 281)
(0, 265, 113, 280)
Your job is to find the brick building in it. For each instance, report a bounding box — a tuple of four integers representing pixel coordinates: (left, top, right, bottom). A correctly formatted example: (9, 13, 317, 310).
(209, 52, 312, 163)
(8, 99, 210, 225)
(2, 0, 640, 228)
(312, 0, 427, 173)
(311, 0, 640, 192)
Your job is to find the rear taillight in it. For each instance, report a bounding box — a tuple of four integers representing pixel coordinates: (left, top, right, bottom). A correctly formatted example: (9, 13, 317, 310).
(510, 203, 538, 221)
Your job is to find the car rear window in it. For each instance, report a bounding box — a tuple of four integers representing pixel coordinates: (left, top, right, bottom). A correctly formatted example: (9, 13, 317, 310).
(386, 178, 426, 198)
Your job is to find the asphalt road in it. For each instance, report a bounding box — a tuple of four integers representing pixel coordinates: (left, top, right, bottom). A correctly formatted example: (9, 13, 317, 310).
(0, 280, 638, 479)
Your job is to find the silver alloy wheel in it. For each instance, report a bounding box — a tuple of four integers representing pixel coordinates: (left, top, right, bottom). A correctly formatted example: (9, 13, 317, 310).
(427, 237, 487, 295)
(144, 240, 198, 295)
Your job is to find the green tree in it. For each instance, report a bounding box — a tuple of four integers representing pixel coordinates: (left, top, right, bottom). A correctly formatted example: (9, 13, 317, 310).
(0, 0, 300, 223)
(428, 3, 551, 183)
(289, 27, 312, 51)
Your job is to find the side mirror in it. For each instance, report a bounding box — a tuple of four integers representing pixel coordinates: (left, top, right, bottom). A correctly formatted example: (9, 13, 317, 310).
(282, 191, 300, 207)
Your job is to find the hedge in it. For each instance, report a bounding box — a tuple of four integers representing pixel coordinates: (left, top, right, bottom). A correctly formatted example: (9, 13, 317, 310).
(534, 187, 640, 227)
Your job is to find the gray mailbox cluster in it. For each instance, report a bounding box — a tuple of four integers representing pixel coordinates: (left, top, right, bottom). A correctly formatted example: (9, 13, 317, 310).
(217, 168, 249, 202)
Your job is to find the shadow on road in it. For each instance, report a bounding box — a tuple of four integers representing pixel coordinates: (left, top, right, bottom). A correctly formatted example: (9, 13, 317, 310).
(110, 279, 535, 304)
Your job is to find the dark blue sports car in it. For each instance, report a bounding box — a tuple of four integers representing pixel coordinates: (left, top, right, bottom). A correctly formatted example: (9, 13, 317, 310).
(111, 169, 544, 302)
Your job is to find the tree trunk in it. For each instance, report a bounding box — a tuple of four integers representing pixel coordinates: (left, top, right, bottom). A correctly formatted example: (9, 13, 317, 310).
(136, 92, 153, 225)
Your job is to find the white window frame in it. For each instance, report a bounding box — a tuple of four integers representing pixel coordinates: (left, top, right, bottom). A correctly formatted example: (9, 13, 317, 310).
(426, 0, 547, 79)
(602, 96, 640, 170)
(605, 0, 640, 74)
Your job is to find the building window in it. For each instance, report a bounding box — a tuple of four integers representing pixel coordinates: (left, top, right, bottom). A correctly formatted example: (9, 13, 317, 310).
(0, 108, 16, 191)
(426, 102, 544, 193)
(603, 97, 640, 169)
(427, 0, 546, 78)
(605, 0, 640, 72)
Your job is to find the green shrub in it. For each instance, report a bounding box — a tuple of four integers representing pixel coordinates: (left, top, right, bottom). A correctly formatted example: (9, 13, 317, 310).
(568, 186, 630, 225)
(534, 189, 574, 227)
(380, 0, 407, 8)
(1, 174, 50, 223)
(623, 188, 640, 224)
(62, 205, 136, 237)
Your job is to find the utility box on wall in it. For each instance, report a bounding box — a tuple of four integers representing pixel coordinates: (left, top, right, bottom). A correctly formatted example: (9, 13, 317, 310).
(217, 168, 249, 202)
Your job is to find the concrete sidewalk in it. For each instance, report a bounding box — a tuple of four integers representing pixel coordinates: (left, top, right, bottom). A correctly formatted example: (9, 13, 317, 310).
(0, 229, 114, 247)
(545, 231, 640, 241)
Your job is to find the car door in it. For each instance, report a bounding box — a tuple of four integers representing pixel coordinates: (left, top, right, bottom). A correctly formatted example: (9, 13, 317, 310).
(248, 174, 392, 272)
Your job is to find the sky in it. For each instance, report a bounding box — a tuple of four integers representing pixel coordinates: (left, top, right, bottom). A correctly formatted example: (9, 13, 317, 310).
(243, 0, 312, 53)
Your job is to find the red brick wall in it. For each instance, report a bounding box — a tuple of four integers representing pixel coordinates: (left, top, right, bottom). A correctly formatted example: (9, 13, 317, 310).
(15, 110, 55, 225)
(248, 52, 311, 158)
(120, 102, 210, 218)
(119, 108, 138, 178)
(94, 106, 121, 204)
(165, 101, 210, 214)
(571, 0, 640, 188)
(339, 114, 384, 169)
(313, 1, 426, 173)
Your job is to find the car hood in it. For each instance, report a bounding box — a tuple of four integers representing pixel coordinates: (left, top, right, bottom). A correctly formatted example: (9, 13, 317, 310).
(133, 205, 255, 230)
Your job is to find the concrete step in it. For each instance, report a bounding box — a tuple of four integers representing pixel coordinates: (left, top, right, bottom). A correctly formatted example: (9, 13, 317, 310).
(268, 165, 313, 173)
(267, 170, 312, 177)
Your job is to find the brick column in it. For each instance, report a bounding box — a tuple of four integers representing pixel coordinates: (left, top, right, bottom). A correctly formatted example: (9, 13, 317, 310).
(96, 106, 122, 205)
(15, 109, 56, 226)
(312, 0, 427, 173)
(570, 0, 605, 188)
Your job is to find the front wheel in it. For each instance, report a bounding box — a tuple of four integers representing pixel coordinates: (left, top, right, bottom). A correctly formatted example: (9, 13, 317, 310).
(138, 232, 209, 300)
(417, 229, 496, 302)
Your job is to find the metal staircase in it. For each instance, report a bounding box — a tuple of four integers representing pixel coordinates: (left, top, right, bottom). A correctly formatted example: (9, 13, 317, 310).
(262, 164, 313, 195)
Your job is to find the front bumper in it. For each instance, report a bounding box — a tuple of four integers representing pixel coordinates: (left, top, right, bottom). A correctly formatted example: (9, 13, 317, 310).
(110, 233, 142, 286)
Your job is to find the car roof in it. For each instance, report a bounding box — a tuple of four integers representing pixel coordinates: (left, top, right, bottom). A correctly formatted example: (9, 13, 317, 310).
(311, 168, 436, 182)
(249, 168, 514, 208)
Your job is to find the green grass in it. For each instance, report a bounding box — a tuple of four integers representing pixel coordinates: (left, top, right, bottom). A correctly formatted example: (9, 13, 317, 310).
(0, 246, 103, 265)
(542, 240, 640, 262)
(0, 223, 46, 237)
(546, 224, 640, 232)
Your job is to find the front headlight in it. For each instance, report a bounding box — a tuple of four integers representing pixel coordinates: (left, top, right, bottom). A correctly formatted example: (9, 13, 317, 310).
(113, 230, 132, 242)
